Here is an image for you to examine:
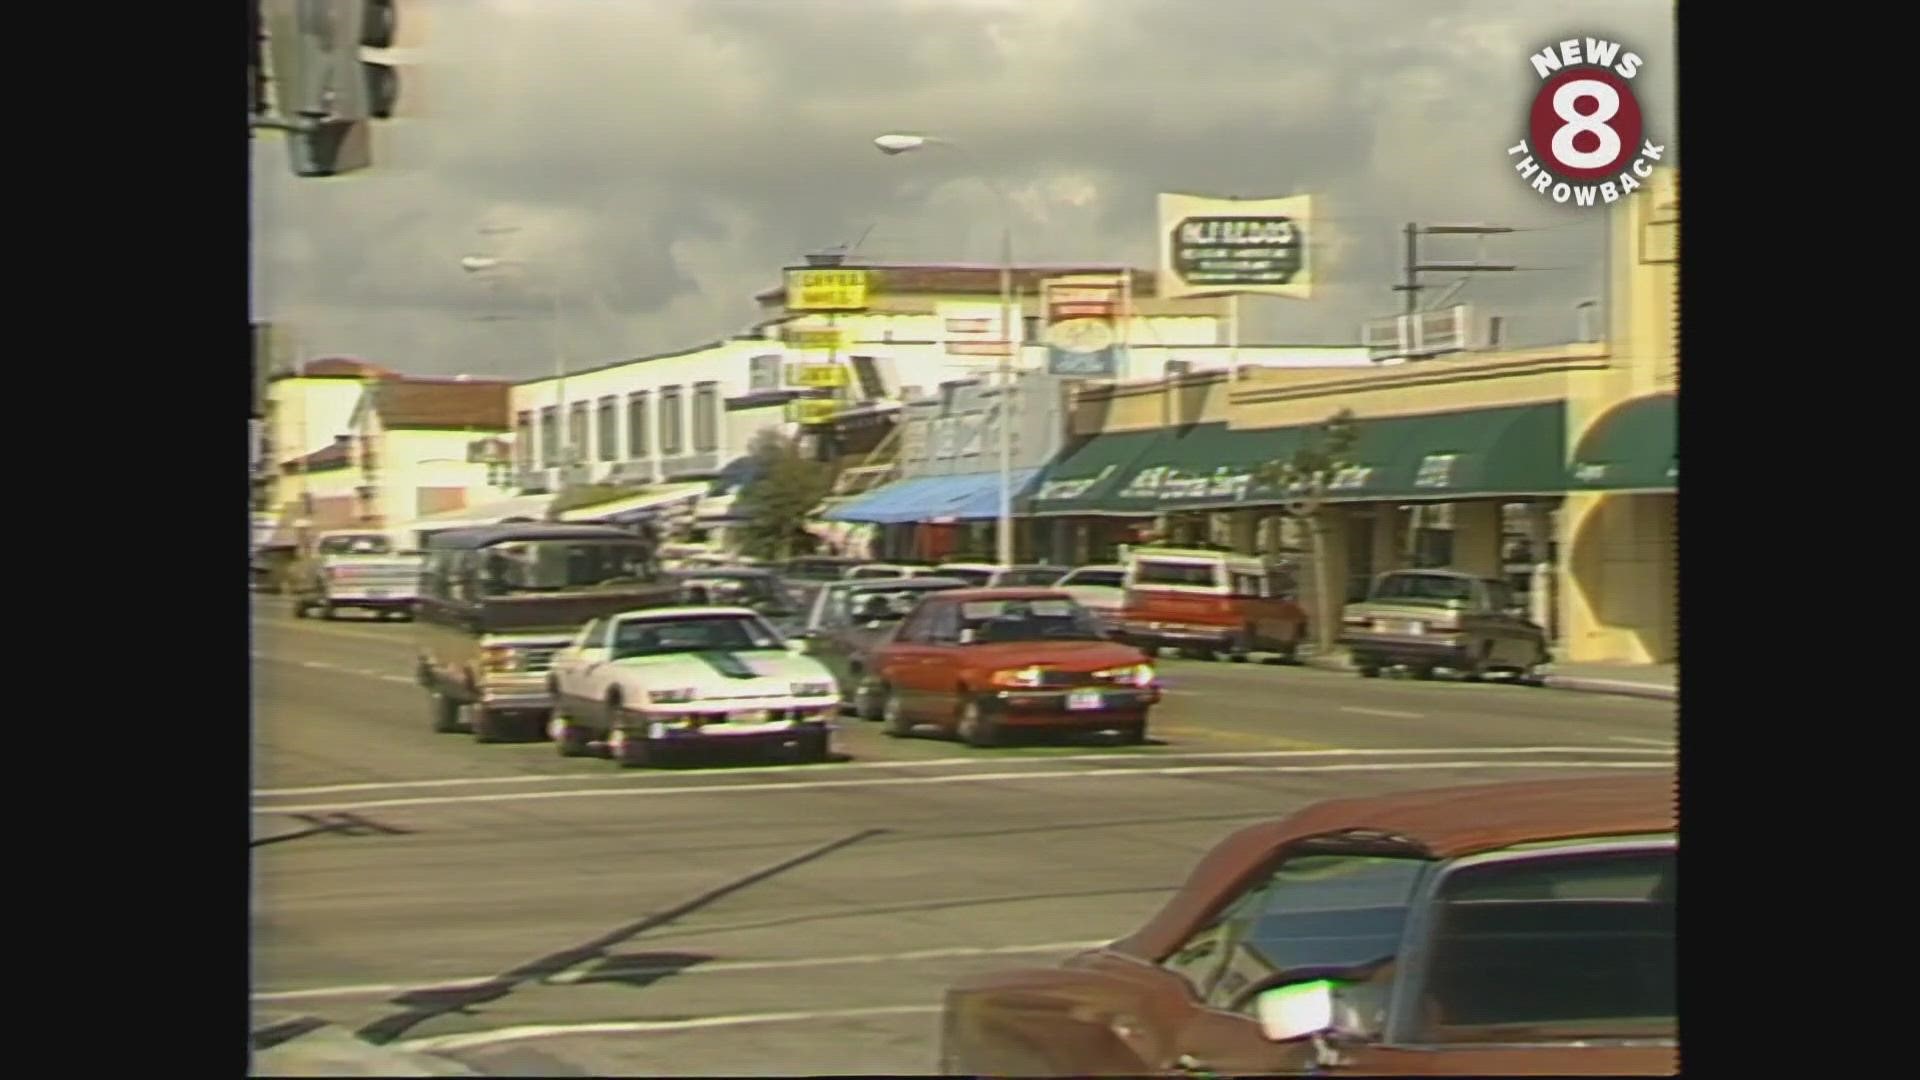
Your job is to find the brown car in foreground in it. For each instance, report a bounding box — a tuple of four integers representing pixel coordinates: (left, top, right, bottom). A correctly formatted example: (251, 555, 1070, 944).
(867, 588, 1161, 746)
(940, 774, 1676, 1076)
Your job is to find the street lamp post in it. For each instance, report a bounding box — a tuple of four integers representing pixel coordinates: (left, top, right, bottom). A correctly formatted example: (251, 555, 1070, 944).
(874, 133, 1016, 566)
(459, 255, 569, 481)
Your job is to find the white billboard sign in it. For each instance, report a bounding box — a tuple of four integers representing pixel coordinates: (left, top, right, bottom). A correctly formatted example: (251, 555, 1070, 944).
(1158, 192, 1312, 300)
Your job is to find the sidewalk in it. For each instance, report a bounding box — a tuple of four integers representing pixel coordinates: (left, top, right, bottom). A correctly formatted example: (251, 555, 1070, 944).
(1298, 647, 1677, 702)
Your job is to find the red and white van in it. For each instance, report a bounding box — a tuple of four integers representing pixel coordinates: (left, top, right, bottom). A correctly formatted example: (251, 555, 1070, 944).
(1113, 547, 1308, 662)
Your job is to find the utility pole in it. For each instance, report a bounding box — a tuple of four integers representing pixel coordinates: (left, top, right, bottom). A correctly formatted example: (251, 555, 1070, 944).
(1392, 222, 1518, 319)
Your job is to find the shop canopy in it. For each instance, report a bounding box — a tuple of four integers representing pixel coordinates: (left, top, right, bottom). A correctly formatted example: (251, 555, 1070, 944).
(823, 469, 1042, 524)
(1568, 393, 1676, 492)
(1026, 428, 1171, 517)
(1042, 401, 1568, 515)
(557, 482, 710, 523)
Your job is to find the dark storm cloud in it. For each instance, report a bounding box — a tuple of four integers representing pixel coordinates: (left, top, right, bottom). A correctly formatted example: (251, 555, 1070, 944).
(252, 0, 1674, 376)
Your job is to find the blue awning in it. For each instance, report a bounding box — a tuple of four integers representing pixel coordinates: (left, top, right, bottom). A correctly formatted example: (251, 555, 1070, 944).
(824, 469, 1040, 524)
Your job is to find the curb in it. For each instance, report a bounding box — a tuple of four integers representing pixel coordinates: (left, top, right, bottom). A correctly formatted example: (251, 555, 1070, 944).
(1539, 676, 1677, 702)
(250, 1016, 481, 1077)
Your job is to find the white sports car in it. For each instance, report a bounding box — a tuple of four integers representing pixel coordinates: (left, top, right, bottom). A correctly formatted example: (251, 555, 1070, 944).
(546, 606, 840, 767)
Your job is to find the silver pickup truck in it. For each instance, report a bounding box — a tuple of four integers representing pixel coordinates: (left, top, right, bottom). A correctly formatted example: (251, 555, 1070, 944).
(290, 530, 423, 621)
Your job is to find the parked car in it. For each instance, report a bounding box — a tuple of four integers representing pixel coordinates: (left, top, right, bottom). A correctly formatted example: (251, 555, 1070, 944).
(866, 588, 1160, 746)
(781, 555, 863, 583)
(289, 530, 424, 621)
(545, 606, 840, 767)
(1338, 569, 1550, 681)
(846, 562, 942, 580)
(794, 576, 971, 718)
(1055, 564, 1126, 628)
(663, 567, 807, 637)
(1113, 547, 1308, 662)
(939, 773, 1676, 1077)
(415, 523, 679, 743)
(932, 562, 1072, 588)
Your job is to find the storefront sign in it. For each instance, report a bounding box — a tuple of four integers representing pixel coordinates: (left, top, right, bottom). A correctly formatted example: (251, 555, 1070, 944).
(1120, 465, 1255, 504)
(785, 399, 839, 425)
(1042, 275, 1123, 377)
(1157, 192, 1313, 300)
(1034, 465, 1115, 502)
(1413, 454, 1458, 488)
(784, 268, 870, 312)
(787, 363, 848, 389)
(941, 304, 1017, 358)
(783, 327, 851, 352)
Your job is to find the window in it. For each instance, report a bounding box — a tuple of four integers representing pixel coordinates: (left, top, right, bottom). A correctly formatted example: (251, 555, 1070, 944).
(1229, 572, 1267, 598)
(660, 386, 683, 455)
(628, 391, 651, 458)
(539, 406, 558, 467)
(596, 397, 619, 462)
(692, 381, 719, 452)
(1064, 569, 1124, 589)
(1372, 572, 1475, 604)
(1415, 847, 1675, 1043)
(956, 598, 1100, 642)
(848, 355, 886, 400)
(1161, 853, 1429, 1024)
(515, 411, 532, 469)
(569, 402, 589, 463)
(1134, 560, 1222, 588)
(476, 540, 653, 596)
(575, 618, 608, 650)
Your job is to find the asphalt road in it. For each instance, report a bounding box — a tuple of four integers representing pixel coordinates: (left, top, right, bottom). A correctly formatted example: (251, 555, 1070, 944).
(249, 595, 1675, 1076)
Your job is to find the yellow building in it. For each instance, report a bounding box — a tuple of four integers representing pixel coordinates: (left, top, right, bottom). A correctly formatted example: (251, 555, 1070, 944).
(1043, 169, 1676, 664)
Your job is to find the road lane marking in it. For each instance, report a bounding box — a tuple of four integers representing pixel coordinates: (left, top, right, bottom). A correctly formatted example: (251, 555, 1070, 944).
(1610, 735, 1673, 747)
(254, 939, 1110, 1002)
(252, 746, 1672, 798)
(254, 759, 1671, 816)
(395, 1005, 945, 1053)
(1339, 706, 1423, 720)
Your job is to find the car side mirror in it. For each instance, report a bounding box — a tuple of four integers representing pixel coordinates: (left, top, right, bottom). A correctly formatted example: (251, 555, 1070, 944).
(1253, 979, 1340, 1043)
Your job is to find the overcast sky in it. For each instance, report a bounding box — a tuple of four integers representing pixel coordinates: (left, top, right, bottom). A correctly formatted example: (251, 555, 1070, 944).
(250, 0, 1675, 381)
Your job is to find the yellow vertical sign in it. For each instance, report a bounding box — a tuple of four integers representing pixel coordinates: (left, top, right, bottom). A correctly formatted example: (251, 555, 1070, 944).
(785, 269, 870, 312)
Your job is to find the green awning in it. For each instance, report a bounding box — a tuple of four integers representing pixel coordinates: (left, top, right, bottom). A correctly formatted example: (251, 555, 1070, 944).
(1569, 393, 1676, 491)
(1027, 428, 1174, 516)
(1061, 402, 1568, 514)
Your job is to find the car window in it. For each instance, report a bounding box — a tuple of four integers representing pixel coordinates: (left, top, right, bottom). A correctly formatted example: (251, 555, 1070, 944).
(1416, 848, 1675, 1042)
(938, 567, 996, 587)
(611, 614, 780, 657)
(1064, 569, 1124, 589)
(575, 618, 608, 649)
(1229, 572, 1267, 598)
(956, 598, 1103, 643)
(1001, 567, 1067, 587)
(894, 602, 939, 643)
(1162, 853, 1429, 1020)
(1134, 560, 1221, 588)
(1372, 573, 1475, 604)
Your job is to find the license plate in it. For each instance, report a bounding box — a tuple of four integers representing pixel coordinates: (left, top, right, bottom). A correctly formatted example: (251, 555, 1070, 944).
(722, 710, 772, 725)
(1067, 689, 1104, 711)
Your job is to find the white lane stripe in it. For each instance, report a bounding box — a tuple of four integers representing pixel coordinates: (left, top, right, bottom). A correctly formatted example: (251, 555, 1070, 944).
(396, 1005, 944, 1053)
(1611, 735, 1674, 747)
(303, 661, 336, 669)
(252, 746, 1671, 798)
(1339, 706, 1423, 720)
(254, 759, 1670, 816)
(254, 939, 1109, 1003)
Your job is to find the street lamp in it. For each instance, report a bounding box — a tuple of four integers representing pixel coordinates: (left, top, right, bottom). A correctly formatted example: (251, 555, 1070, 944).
(874, 132, 1017, 566)
(458, 254, 570, 478)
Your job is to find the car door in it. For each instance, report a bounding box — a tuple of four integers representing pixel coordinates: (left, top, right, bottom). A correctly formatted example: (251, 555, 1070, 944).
(573, 618, 626, 726)
(1477, 579, 1538, 667)
(874, 601, 948, 720)
(806, 588, 859, 692)
(550, 618, 606, 705)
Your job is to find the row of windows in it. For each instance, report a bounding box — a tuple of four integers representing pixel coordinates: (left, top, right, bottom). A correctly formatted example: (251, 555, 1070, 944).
(513, 383, 719, 469)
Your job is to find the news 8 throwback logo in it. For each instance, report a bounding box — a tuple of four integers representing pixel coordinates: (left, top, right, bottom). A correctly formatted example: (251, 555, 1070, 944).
(1506, 36, 1665, 208)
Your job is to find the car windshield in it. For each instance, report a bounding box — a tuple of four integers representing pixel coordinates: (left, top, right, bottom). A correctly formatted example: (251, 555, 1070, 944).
(842, 585, 948, 625)
(1372, 573, 1476, 606)
(958, 598, 1103, 642)
(612, 614, 780, 658)
(938, 567, 996, 587)
(1064, 569, 1124, 589)
(320, 535, 393, 556)
(479, 541, 653, 596)
(675, 574, 797, 614)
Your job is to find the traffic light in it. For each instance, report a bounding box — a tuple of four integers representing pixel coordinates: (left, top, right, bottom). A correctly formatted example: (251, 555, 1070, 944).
(258, 1, 402, 177)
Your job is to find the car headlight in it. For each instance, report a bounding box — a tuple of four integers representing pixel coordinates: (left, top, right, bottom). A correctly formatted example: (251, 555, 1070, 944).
(991, 665, 1046, 688)
(480, 645, 523, 673)
(790, 681, 834, 697)
(1097, 663, 1156, 688)
(646, 687, 699, 704)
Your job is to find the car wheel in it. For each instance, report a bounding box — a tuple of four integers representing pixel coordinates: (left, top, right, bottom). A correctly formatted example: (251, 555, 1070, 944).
(1411, 664, 1437, 681)
(319, 601, 337, 621)
(1137, 644, 1161, 659)
(1227, 628, 1253, 662)
(292, 599, 309, 619)
(1116, 719, 1148, 745)
(856, 678, 885, 722)
(794, 726, 830, 763)
(427, 690, 460, 733)
(1462, 642, 1493, 682)
(881, 687, 913, 738)
(1356, 664, 1381, 679)
(957, 699, 998, 748)
(548, 710, 593, 757)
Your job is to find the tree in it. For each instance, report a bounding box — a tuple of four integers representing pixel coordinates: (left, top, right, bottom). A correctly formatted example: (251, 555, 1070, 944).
(733, 428, 833, 562)
(1254, 408, 1359, 655)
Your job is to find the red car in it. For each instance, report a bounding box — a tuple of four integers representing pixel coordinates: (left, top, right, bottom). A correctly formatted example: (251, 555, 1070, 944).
(865, 588, 1161, 746)
(940, 774, 1677, 1076)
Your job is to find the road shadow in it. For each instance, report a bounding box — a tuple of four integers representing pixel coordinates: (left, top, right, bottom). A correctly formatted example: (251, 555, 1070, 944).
(565, 950, 714, 989)
(355, 827, 887, 1046)
(251, 812, 415, 849)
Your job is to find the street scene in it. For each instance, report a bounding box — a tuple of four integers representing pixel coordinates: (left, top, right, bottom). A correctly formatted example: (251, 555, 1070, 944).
(250, 1, 1676, 1075)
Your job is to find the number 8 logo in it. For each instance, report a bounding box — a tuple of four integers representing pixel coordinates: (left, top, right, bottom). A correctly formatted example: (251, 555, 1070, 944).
(1550, 79, 1621, 171)
(1527, 66, 1641, 181)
